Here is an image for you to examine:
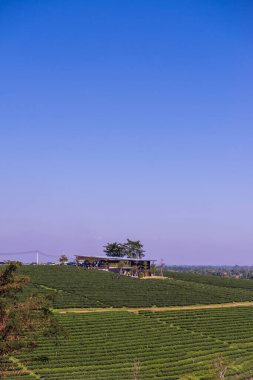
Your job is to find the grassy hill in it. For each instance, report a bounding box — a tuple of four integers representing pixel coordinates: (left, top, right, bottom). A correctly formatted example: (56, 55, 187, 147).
(4, 265, 253, 379)
(166, 271, 253, 290)
(13, 306, 253, 379)
(19, 265, 253, 308)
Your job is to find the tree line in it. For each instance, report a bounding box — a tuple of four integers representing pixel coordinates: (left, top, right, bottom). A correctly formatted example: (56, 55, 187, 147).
(103, 239, 145, 259)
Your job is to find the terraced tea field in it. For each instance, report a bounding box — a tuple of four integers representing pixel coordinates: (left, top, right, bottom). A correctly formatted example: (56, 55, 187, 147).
(9, 306, 253, 379)
(19, 266, 253, 308)
(166, 271, 253, 291)
(4, 266, 253, 379)
(0, 357, 34, 380)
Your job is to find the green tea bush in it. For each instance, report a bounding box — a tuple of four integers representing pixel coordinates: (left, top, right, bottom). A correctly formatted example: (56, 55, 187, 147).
(11, 307, 253, 379)
(18, 266, 253, 309)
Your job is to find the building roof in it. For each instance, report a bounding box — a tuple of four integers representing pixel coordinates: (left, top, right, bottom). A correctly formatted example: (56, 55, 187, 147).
(75, 255, 156, 262)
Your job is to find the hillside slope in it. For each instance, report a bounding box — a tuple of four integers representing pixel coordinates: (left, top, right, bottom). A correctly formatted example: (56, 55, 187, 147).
(166, 271, 253, 290)
(14, 306, 253, 379)
(19, 265, 253, 308)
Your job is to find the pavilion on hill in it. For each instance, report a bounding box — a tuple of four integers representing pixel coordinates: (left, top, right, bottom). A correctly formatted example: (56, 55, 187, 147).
(75, 255, 156, 277)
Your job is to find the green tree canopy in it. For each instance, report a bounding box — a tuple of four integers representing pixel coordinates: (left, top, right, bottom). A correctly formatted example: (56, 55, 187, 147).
(0, 262, 60, 376)
(103, 242, 125, 257)
(59, 254, 68, 264)
(104, 240, 145, 259)
(123, 239, 145, 259)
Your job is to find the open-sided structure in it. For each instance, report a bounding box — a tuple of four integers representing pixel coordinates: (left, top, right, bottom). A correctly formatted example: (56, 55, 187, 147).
(75, 255, 156, 277)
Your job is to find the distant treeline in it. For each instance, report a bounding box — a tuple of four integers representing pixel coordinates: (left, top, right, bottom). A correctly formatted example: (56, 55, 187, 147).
(167, 265, 253, 279)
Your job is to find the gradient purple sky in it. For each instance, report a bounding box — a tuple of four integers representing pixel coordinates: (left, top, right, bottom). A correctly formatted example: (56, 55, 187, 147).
(0, 0, 253, 264)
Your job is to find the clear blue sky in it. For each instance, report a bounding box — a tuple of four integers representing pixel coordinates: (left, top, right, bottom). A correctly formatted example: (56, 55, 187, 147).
(0, 0, 253, 264)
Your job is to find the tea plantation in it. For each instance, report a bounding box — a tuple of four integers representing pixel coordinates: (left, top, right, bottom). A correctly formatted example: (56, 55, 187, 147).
(0, 357, 33, 380)
(10, 306, 253, 379)
(4, 266, 253, 379)
(166, 271, 253, 291)
(19, 265, 253, 308)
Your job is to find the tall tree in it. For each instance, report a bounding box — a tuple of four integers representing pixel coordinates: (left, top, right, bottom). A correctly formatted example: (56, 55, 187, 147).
(103, 242, 125, 257)
(124, 239, 145, 259)
(0, 262, 60, 377)
(59, 254, 68, 264)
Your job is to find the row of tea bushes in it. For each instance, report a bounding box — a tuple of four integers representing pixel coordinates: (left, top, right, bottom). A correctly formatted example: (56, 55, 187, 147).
(13, 307, 253, 379)
(19, 265, 253, 308)
(0, 357, 33, 379)
(166, 271, 253, 291)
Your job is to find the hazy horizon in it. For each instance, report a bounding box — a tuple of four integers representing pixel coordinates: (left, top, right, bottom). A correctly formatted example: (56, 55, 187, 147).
(1, 1, 253, 265)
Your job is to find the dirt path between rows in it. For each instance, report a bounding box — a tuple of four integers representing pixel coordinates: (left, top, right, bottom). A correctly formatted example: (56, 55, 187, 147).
(56, 301, 253, 314)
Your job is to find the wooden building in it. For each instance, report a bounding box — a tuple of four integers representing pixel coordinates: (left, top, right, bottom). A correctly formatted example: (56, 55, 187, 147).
(75, 255, 156, 277)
